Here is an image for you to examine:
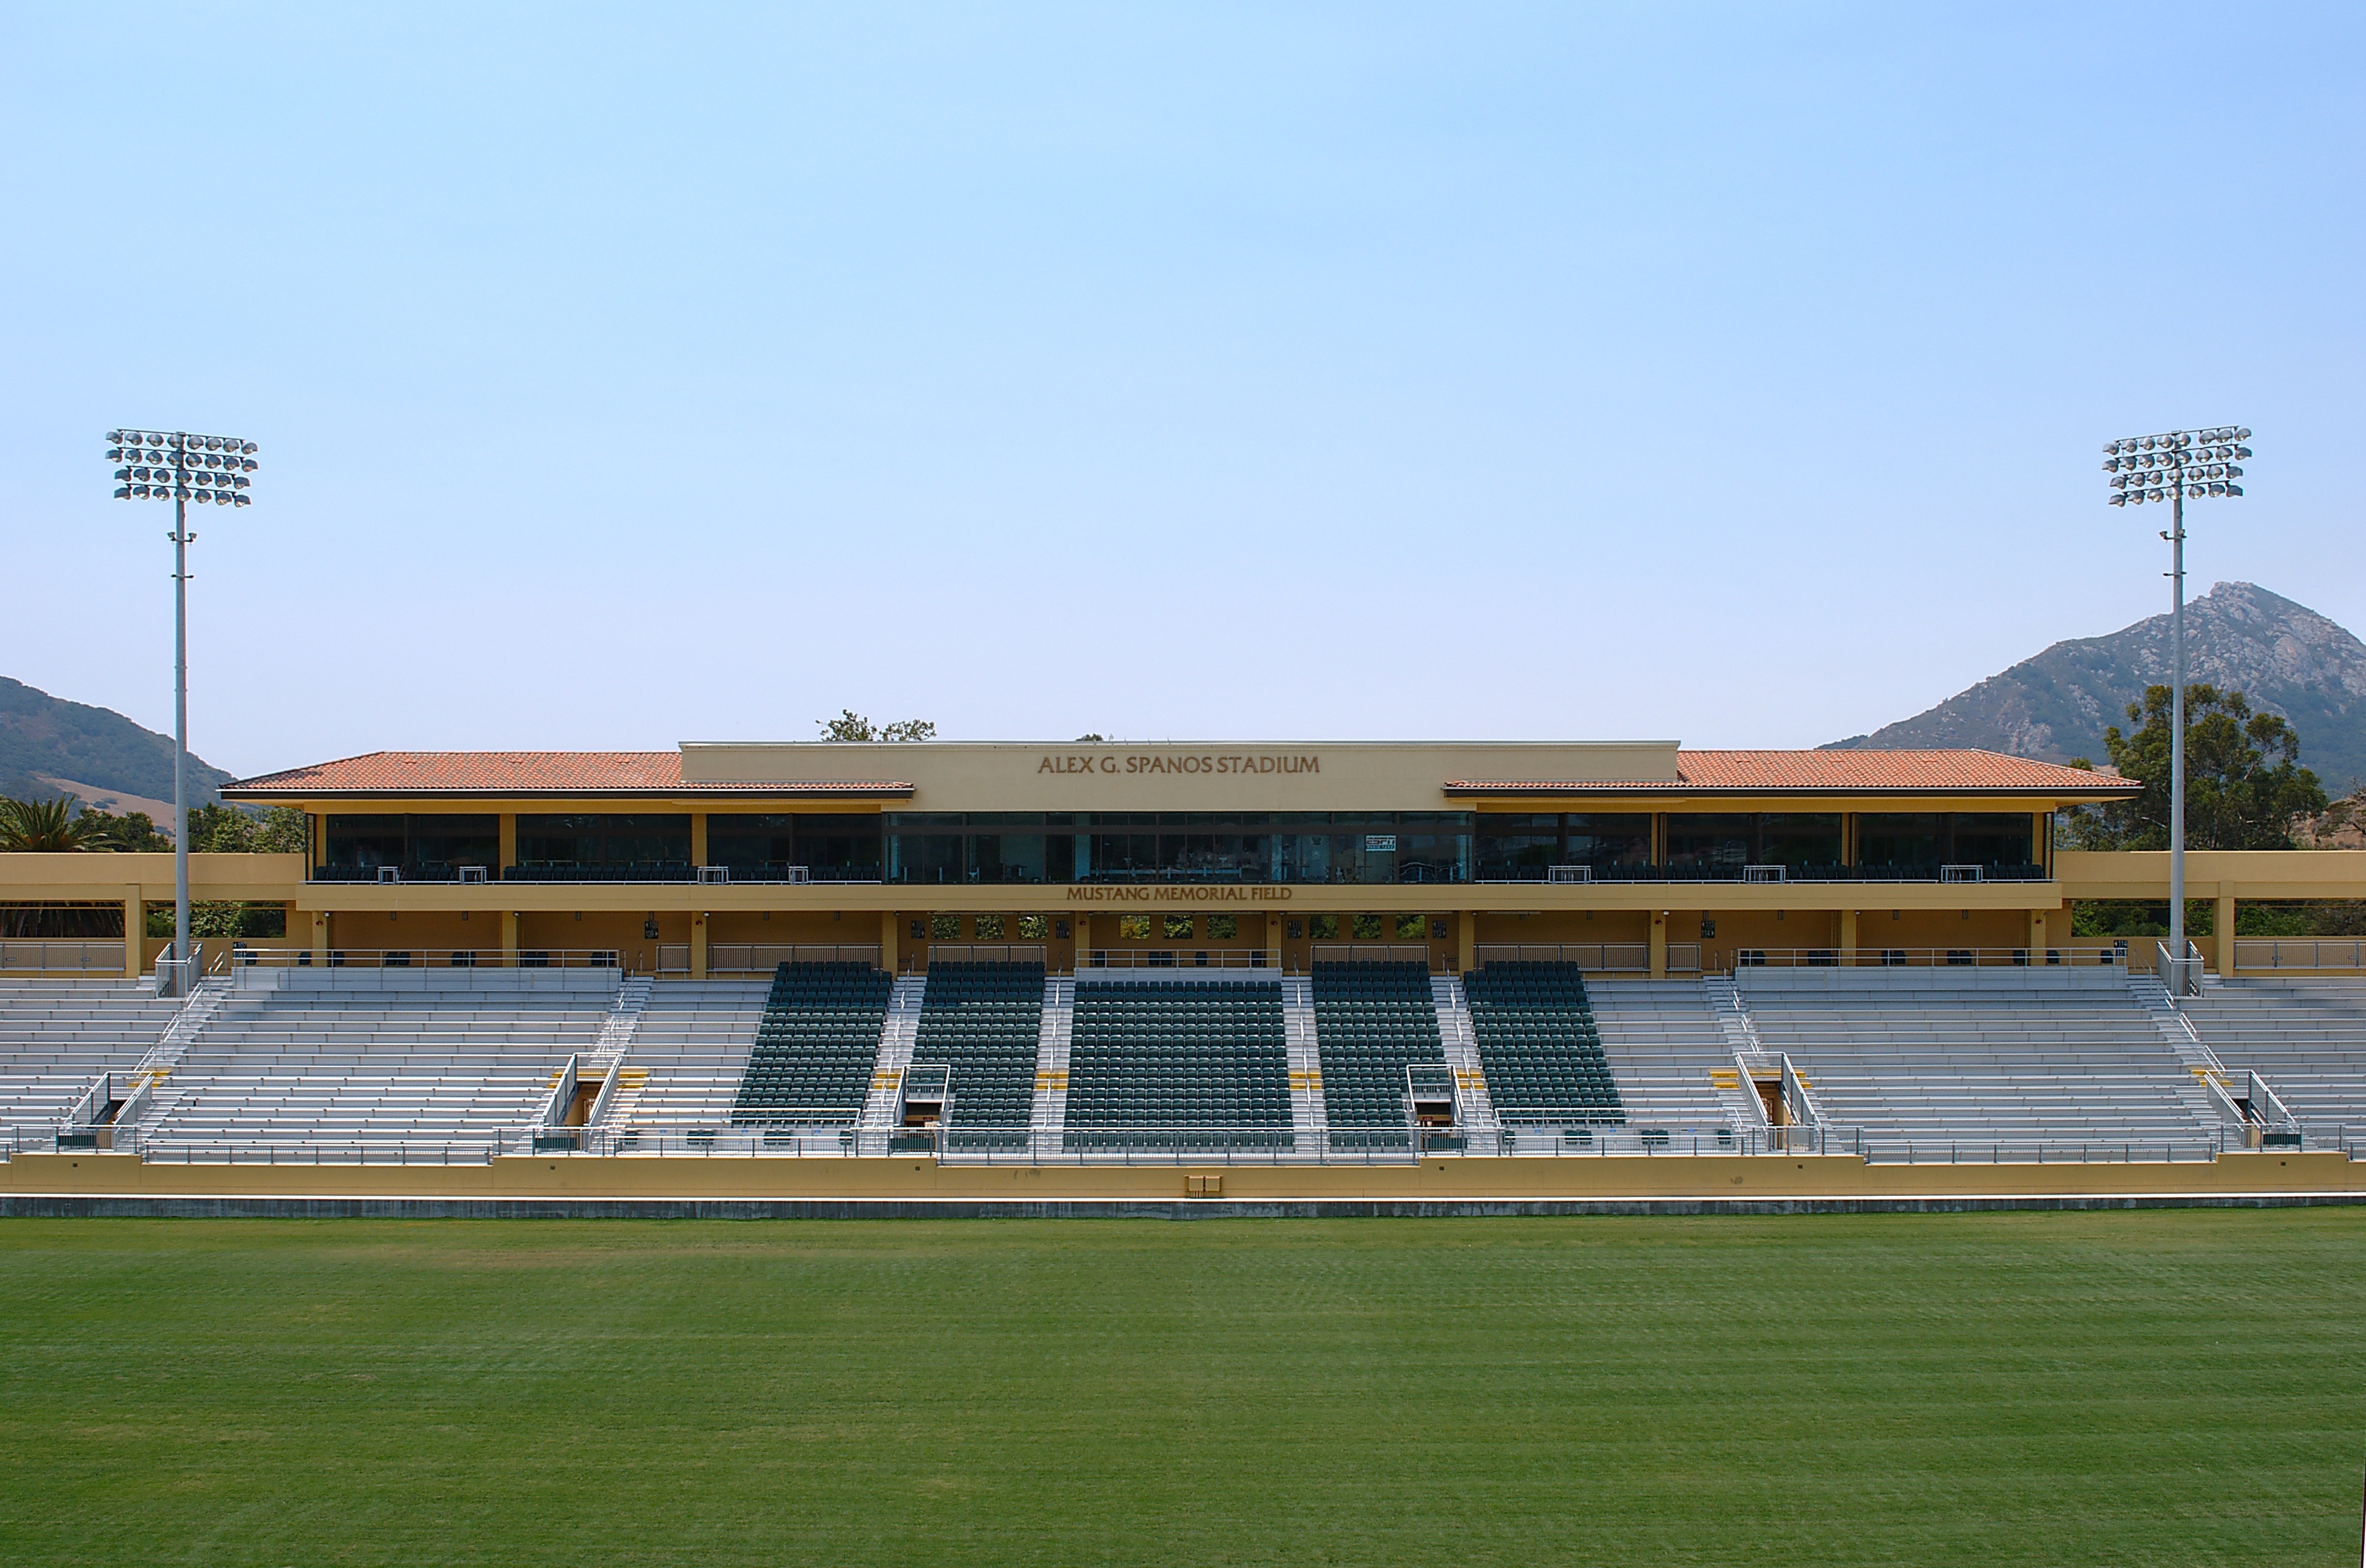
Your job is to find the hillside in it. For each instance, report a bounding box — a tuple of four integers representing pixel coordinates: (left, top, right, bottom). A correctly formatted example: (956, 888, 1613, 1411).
(0, 676, 235, 812)
(1827, 582, 2366, 791)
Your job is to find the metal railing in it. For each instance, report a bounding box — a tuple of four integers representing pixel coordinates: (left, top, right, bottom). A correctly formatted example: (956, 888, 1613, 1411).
(1080, 948, 1279, 971)
(0, 940, 128, 974)
(2231, 938, 2366, 973)
(926, 944, 1050, 966)
(136, 1138, 500, 1165)
(1473, 943, 1649, 972)
(224, 946, 627, 972)
(1308, 944, 1433, 965)
(703, 943, 882, 975)
(2157, 938, 2204, 998)
(1726, 945, 2129, 972)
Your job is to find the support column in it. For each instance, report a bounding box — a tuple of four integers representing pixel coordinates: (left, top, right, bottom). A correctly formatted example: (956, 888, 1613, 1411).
(122, 886, 144, 977)
(1266, 911, 1283, 969)
(501, 910, 519, 968)
(1839, 909, 1858, 968)
(1648, 910, 1667, 979)
(498, 814, 518, 875)
(2028, 908, 2047, 954)
(691, 911, 708, 979)
(690, 812, 708, 869)
(1075, 911, 1091, 969)
(2215, 889, 2237, 974)
(1456, 910, 1476, 976)
(311, 909, 330, 966)
(881, 910, 899, 974)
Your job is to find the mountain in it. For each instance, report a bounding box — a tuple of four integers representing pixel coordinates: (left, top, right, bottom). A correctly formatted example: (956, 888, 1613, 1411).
(1827, 583, 2366, 792)
(0, 677, 235, 814)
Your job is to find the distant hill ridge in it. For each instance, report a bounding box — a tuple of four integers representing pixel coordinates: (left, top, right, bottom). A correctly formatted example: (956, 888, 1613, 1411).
(0, 677, 234, 812)
(1827, 582, 2366, 792)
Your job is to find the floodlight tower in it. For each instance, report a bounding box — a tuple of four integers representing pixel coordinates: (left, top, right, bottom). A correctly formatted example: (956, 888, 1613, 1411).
(107, 429, 258, 994)
(2101, 424, 2250, 992)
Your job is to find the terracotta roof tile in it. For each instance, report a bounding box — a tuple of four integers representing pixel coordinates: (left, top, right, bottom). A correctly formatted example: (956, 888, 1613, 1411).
(223, 752, 910, 799)
(1445, 749, 2136, 796)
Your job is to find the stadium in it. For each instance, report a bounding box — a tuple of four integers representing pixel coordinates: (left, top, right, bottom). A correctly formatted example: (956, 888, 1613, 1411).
(4, 737, 2363, 1210)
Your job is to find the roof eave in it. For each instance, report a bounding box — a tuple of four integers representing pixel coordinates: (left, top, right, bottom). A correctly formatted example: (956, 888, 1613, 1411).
(1441, 783, 2142, 800)
(220, 785, 915, 802)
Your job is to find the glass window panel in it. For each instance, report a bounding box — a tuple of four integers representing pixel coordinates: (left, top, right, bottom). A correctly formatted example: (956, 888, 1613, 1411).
(1948, 813, 2034, 868)
(792, 815, 882, 880)
(1664, 814, 1753, 872)
(407, 815, 497, 869)
(1759, 814, 1842, 869)
(324, 815, 405, 868)
(515, 814, 602, 867)
(1857, 813, 1943, 868)
(1565, 814, 1652, 869)
(705, 813, 799, 870)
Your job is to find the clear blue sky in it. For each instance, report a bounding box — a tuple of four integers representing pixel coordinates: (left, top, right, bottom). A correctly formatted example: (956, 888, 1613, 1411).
(4, 4, 2360, 776)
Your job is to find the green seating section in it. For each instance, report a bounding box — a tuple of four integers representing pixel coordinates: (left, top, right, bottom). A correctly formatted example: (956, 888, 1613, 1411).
(1464, 961, 1625, 1124)
(1312, 961, 1444, 1149)
(915, 962, 1045, 1149)
(1064, 980, 1293, 1149)
(730, 962, 890, 1125)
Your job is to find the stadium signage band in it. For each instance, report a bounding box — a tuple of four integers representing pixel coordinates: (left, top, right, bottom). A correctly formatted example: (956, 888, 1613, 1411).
(1036, 752, 1321, 776)
(1064, 886, 1295, 902)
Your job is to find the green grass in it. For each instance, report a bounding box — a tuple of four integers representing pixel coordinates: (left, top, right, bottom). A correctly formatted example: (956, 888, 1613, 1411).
(2, 1213, 2362, 1566)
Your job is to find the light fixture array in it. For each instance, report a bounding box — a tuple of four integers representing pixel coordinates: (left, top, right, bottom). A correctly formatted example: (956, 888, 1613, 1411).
(2102, 426, 2250, 506)
(108, 429, 259, 505)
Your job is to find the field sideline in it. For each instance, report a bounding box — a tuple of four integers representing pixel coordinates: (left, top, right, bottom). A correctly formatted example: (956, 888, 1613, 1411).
(1, 1213, 2361, 1566)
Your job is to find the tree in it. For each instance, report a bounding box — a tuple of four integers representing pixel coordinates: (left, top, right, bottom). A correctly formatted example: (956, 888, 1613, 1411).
(0, 796, 123, 851)
(187, 803, 308, 854)
(2062, 684, 2327, 851)
(72, 808, 172, 851)
(1073, 733, 1107, 743)
(816, 710, 936, 742)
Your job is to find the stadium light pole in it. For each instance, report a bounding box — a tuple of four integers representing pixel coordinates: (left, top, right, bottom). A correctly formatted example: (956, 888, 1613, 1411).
(107, 428, 258, 994)
(2102, 424, 2250, 995)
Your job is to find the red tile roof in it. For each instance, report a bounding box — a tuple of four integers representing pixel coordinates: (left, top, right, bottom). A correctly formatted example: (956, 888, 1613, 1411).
(223, 752, 911, 799)
(1445, 750, 2138, 797)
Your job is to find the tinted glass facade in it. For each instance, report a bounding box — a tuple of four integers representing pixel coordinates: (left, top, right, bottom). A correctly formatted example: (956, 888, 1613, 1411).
(1474, 813, 1653, 879)
(323, 814, 499, 871)
(706, 813, 885, 880)
(1856, 812, 2035, 869)
(515, 814, 691, 868)
(878, 812, 1476, 885)
(1663, 814, 1844, 872)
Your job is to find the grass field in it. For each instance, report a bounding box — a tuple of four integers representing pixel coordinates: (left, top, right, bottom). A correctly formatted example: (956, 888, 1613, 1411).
(2, 1212, 2362, 1566)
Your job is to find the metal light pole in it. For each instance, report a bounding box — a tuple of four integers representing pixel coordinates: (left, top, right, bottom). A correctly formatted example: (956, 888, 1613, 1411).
(2103, 424, 2249, 995)
(108, 429, 258, 994)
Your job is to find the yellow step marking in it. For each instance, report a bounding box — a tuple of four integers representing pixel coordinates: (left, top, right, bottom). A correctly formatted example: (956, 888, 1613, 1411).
(1709, 1070, 1740, 1086)
(1035, 1069, 1069, 1090)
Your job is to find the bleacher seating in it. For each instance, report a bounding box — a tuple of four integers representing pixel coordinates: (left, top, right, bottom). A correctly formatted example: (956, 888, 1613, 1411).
(1738, 969, 2216, 1155)
(1582, 981, 1745, 1134)
(913, 962, 1045, 1147)
(1063, 978, 1290, 1149)
(2184, 979, 2366, 1139)
(1462, 962, 1624, 1125)
(729, 962, 891, 1125)
(1311, 962, 1445, 1148)
(610, 980, 769, 1127)
(138, 978, 609, 1156)
(0, 978, 181, 1140)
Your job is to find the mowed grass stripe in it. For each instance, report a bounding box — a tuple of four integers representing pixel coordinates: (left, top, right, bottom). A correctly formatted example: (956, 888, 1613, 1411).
(0, 1212, 2359, 1566)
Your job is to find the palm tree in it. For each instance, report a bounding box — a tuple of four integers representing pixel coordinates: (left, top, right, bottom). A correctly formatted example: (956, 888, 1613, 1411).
(0, 796, 123, 851)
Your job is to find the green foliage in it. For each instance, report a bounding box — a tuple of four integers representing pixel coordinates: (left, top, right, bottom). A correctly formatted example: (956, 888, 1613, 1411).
(1, 1215, 2361, 1566)
(188, 802, 309, 854)
(0, 794, 124, 851)
(70, 806, 172, 851)
(145, 900, 287, 939)
(2062, 684, 2327, 850)
(817, 709, 936, 742)
(2068, 900, 2216, 938)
